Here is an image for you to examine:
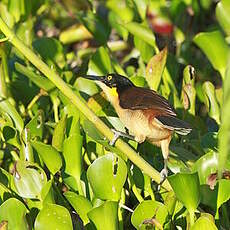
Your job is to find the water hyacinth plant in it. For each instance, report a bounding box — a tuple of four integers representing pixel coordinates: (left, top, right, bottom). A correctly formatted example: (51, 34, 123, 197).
(0, 0, 229, 229)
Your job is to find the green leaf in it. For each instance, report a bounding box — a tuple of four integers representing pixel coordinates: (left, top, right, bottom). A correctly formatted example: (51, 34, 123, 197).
(200, 185, 217, 211)
(191, 215, 217, 230)
(64, 191, 92, 225)
(82, 119, 127, 160)
(202, 81, 220, 124)
(216, 0, 230, 36)
(74, 77, 99, 96)
(106, 0, 134, 23)
(16, 19, 34, 46)
(168, 172, 200, 213)
(87, 201, 118, 230)
(217, 179, 230, 213)
(64, 104, 80, 137)
(132, 0, 147, 20)
(0, 198, 28, 230)
(52, 114, 67, 151)
(31, 141, 62, 174)
(218, 57, 230, 176)
(201, 132, 218, 153)
(25, 111, 44, 140)
(193, 31, 230, 78)
(87, 46, 112, 75)
(0, 167, 13, 189)
(181, 65, 196, 115)
(77, 11, 110, 45)
(33, 37, 65, 68)
(87, 153, 127, 201)
(21, 127, 34, 161)
(0, 3, 14, 28)
(131, 200, 168, 230)
(2, 126, 20, 149)
(40, 180, 55, 205)
(164, 191, 177, 215)
(122, 22, 156, 48)
(63, 134, 83, 180)
(145, 47, 167, 90)
(108, 11, 128, 40)
(134, 36, 155, 63)
(192, 151, 218, 185)
(59, 24, 92, 44)
(13, 161, 47, 199)
(8, 0, 21, 22)
(0, 183, 11, 203)
(15, 62, 55, 91)
(34, 204, 73, 230)
(0, 99, 24, 133)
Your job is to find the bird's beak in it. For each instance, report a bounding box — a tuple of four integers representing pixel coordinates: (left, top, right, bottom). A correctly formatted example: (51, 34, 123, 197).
(81, 75, 105, 82)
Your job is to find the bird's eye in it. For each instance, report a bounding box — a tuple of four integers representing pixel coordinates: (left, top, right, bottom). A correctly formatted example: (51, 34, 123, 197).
(107, 75, 112, 81)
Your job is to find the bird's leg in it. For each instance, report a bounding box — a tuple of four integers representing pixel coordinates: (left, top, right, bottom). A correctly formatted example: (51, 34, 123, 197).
(160, 158, 168, 184)
(109, 129, 134, 145)
(158, 136, 171, 188)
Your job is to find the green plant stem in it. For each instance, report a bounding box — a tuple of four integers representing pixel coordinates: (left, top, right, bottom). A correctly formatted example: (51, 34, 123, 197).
(189, 211, 195, 228)
(0, 45, 8, 98)
(76, 178, 84, 196)
(0, 17, 172, 191)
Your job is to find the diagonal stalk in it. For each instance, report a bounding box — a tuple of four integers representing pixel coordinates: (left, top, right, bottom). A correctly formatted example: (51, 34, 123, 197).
(0, 17, 172, 191)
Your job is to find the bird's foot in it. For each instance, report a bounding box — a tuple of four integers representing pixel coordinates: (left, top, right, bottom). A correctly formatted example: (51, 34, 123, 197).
(109, 129, 134, 146)
(160, 167, 168, 183)
(157, 167, 168, 191)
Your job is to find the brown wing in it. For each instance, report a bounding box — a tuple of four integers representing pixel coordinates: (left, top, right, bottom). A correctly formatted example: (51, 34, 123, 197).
(119, 87, 176, 116)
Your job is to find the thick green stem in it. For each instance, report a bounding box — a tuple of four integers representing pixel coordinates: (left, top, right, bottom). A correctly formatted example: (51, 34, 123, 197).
(0, 45, 9, 98)
(189, 211, 195, 228)
(0, 17, 172, 191)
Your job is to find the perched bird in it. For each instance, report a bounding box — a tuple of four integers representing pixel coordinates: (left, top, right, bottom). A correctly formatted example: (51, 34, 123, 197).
(83, 73, 192, 182)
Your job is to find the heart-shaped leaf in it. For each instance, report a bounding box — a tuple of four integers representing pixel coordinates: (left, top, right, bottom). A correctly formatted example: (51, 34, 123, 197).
(191, 214, 218, 230)
(31, 141, 62, 174)
(131, 200, 168, 230)
(87, 201, 118, 230)
(216, 179, 230, 215)
(122, 22, 156, 48)
(33, 37, 65, 68)
(34, 204, 73, 230)
(87, 153, 127, 201)
(87, 46, 112, 75)
(52, 114, 67, 151)
(0, 198, 28, 230)
(146, 47, 167, 90)
(13, 161, 47, 199)
(192, 150, 218, 185)
(63, 134, 83, 180)
(64, 191, 92, 225)
(216, 0, 230, 36)
(193, 31, 230, 79)
(25, 111, 44, 140)
(168, 172, 200, 213)
(77, 11, 110, 45)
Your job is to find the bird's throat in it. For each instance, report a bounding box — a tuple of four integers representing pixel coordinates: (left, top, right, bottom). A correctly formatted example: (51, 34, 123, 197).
(95, 81, 118, 104)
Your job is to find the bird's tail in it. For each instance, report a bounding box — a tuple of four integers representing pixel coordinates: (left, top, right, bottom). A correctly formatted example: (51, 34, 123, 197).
(155, 115, 192, 135)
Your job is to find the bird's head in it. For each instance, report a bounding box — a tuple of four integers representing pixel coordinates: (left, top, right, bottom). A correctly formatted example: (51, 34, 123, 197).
(82, 73, 134, 103)
(82, 73, 133, 89)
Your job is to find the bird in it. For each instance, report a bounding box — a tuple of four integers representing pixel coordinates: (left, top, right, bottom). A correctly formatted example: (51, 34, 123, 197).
(82, 73, 192, 183)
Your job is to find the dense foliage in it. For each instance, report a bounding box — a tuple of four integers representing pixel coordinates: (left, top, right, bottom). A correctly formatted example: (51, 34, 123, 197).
(0, 0, 229, 229)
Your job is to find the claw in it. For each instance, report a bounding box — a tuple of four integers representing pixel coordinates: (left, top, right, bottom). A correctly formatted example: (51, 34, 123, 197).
(157, 159, 168, 191)
(109, 130, 121, 145)
(160, 168, 168, 183)
(109, 129, 134, 146)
